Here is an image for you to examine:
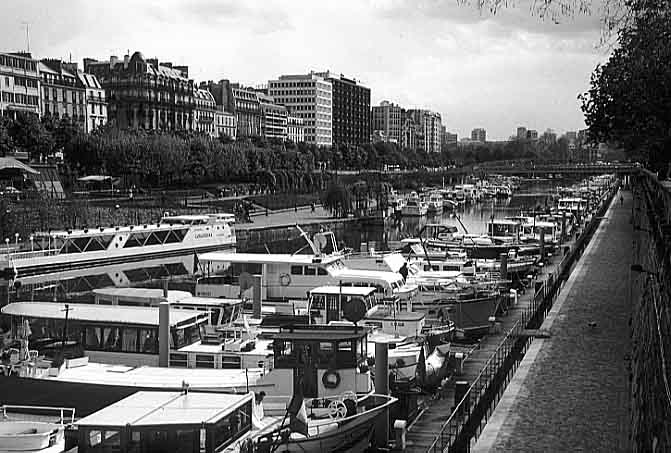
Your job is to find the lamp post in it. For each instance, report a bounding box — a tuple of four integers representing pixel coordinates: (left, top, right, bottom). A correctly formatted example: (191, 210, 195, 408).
(29, 235, 33, 252)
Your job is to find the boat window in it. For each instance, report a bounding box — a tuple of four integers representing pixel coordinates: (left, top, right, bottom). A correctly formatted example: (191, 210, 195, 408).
(140, 328, 158, 354)
(222, 356, 242, 369)
(304, 266, 316, 276)
(88, 430, 102, 448)
(311, 295, 325, 310)
(85, 327, 102, 348)
(122, 328, 138, 352)
(102, 327, 121, 351)
(211, 402, 252, 451)
(317, 267, 328, 276)
(290, 266, 303, 275)
(196, 354, 215, 368)
(336, 340, 356, 368)
(318, 341, 334, 366)
(210, 308, 222, 325)
(170, 352, 187, 367)
(171, 324, 202, 349)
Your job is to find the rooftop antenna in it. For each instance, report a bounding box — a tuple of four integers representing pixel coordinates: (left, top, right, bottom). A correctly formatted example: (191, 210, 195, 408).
(21, 22, 30, 53)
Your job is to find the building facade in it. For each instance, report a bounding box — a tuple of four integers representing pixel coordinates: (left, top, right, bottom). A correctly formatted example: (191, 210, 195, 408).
(77, 71, 107, 132)
(268, 73, 332, 146)
(202, 80, 261, 138)
(39, 60, 88, 130)
(214, 109, 236, 140)
(193, 88, 217, 137)
(516, 126, 527, 140)
(526, 129, 538, 140)
(371, 101, 402, 144)
(407, 109, 442, 153)
(471, 128, 486, 142)
(315, 72, 370, 147)
(84, 52, 195, 131)
(0, 52, 40, 119)
(257, 92, 288, 140)
(286, 114, 305, 144)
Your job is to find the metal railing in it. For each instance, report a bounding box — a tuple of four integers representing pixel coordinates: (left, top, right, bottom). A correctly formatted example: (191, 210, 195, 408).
(1, 405, 76, 424)
(424, 182, 620, 452)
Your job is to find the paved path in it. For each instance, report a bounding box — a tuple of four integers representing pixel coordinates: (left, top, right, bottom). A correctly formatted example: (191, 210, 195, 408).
(473, 191, 632, 452)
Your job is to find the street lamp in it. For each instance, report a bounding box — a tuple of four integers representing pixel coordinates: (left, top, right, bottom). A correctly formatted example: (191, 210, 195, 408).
(14, 233, 19, 246)
(29, 235, 34, 252)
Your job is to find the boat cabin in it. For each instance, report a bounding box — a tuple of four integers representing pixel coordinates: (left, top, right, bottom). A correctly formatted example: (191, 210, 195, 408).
(1, 302, 209, 368)
(260, 325, 370, 399)
(74, 391, 253, 453)
(557, 198, 587, 213)
(487, 219, 521, 241)
(92, 287, 243, 328)
(307, 286, 377, 325)
(416, 223, 459, 242)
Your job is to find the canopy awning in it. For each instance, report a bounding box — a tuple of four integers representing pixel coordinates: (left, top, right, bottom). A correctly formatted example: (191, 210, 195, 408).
(0, 157, 39, 175)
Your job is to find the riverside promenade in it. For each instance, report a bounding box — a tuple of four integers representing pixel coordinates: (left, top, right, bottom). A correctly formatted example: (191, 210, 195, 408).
(473, 191, 632, 452)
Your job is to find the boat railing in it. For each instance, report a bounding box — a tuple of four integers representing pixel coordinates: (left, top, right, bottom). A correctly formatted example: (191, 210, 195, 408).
(1, 405, 76, 425)
(7, 249, 61, 262)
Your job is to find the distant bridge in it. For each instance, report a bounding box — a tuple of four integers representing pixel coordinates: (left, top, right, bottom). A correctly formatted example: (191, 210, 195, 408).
(477, 163, 638, 176)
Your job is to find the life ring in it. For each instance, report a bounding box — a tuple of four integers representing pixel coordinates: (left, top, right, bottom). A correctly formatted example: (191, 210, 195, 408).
(279, 273, 291, 287)
(322, 370, 341, 389)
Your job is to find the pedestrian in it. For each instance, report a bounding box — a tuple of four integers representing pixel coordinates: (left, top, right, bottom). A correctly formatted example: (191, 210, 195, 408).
(620, 195, 624, 206)
(311, 202, 316, 213)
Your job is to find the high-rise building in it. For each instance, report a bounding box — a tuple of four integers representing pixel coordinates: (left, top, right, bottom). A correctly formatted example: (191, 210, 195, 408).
(201, 80, 262, 138)
(215, 109, 236, 140)
(445, 132, 458, 149)
(268, 73, 332, 146)
(0, 52, 40, 119)
(407, 109, 442, 153)
(526, 129, 538, 140)
(516, 126, 527, 140)
(541, 128, 557, 144)
(85, 52, 195, 130)
(471, 128, 486, 142)
(371, 100, 402, 144)
(39, 60, 87, 129)
(315, 72, 370, 147)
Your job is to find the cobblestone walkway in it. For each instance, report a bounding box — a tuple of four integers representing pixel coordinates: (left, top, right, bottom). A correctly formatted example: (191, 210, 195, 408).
(474, 191, 632, 452)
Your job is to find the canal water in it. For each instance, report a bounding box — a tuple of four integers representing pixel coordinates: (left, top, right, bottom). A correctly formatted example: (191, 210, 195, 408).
(12, 179, 565, 302)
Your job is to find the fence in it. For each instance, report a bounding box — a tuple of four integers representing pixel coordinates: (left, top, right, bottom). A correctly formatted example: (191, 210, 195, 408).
(426, 181, 620, 452)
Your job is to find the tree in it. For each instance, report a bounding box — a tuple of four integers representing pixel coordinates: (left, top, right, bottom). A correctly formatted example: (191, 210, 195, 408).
(0, 118, 13, 156)
(9, 113, 54, 160)
(580, 0, 671, 173)
(321, 183, 351, 218)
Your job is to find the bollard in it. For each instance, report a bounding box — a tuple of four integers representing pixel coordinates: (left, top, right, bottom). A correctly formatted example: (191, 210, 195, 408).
(394, 420, 407, 451)
(455, 380, 470, 415)
(374, 342, 390, 448)
(499, 253, 508, 281)
(539, 229, 545, 264)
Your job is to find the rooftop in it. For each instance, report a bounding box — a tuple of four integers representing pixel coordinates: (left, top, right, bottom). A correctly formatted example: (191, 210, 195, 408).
(2, 302, 207, 327)
(75, 391, 253, 428)
(309, 286, 377, 296)
(198, 252, 342, 266)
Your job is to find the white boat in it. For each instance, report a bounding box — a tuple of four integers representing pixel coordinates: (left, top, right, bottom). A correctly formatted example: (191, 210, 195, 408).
(425, 192, 443, 215)
(196, 227, 418, 311)
(0, 213, 236, 279)
(401, 194, 427, 217)
(70, 389, 396, 453)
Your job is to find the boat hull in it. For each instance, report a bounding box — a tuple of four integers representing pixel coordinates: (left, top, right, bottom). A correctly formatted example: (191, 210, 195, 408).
(415, 294, 500, 337)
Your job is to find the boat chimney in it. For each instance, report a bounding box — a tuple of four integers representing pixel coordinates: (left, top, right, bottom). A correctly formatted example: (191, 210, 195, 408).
(159, 301, 170, 367)
(499, 253, 508, 281)
(252, 275, 262, 319)
(374, 342, 390, 447)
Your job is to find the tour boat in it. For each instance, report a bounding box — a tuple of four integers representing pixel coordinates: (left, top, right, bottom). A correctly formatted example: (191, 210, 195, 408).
(0, 213, 236, 280)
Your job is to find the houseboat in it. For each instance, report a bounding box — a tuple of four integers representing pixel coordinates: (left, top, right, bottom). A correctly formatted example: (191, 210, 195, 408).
(425, 192, 444, 215)
(0, 213, 236, 280)
(401, 193, 428, 216)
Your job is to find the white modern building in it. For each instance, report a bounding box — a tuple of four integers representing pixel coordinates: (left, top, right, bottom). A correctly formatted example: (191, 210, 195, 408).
(268, 72, 332, 146)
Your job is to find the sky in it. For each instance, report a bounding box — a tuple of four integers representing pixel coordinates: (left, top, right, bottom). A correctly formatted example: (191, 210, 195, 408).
(0, 0, 609, 140)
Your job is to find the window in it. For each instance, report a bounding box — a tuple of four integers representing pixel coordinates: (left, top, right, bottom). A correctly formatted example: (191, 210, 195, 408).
(195, 354, 215, 368)
(290, 266, 303, 275)
(304, 266, 316, 276)
(170, 352, 188, 367)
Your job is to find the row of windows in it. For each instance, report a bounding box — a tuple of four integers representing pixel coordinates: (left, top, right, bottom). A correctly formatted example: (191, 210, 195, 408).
(14, 76, 39, 88)
(0, 91, 39, 106)
(0, 55, 37, 72)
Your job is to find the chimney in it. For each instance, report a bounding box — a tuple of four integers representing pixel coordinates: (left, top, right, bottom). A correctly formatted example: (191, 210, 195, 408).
(123, 54, 129, 68)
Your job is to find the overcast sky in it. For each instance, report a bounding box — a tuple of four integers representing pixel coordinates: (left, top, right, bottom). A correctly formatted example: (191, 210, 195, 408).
(0, 0, 608, 140)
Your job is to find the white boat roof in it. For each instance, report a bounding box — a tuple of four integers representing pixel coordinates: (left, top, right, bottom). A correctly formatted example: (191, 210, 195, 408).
(76, 391, 253, 428)
(309, 286, 377, 296)
(330, 267, 407, 285)
(558, 198, 586, 202)
(2, 302, 206, 327)
(199, 252, 343, 265)
(41, 361, 266, 390)
(490, 219, 519, 225)
(93, 287, 193, 303)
